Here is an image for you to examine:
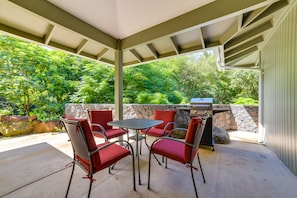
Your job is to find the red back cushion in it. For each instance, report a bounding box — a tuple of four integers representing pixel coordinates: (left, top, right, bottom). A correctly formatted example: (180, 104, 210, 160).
(89, 110, 113, 130)
(184, 117, 202, 162)
(154, 110, 176, 130)
(79, 119, 101, 169)
(64, 117, 101, 171)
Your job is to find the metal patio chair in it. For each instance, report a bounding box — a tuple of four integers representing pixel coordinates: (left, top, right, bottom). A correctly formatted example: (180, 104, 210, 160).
(61, 118, 135, 198)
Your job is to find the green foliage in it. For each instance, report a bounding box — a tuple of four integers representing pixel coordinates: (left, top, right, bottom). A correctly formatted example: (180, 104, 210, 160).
(136, 92, 170, 104)
(0, 35, 259, 121)
(232, 97, 258, 105)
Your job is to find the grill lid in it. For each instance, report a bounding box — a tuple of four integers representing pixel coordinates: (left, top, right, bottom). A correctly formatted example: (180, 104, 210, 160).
(190, 98, 213, 104)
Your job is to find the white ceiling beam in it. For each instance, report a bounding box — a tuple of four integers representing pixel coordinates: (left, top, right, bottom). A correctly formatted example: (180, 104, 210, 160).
(225, 20, 273, 51)
(9, 0, 117, 49)
(225, 36, 264, 58)
(0, 22, 44, 43)
(146, 44, 159, 59)
(96, 48, 109, 60)
(242, 6, 270, 27)
(225, 46, 258, 64)
(76, 39, 88, 54)
(169, 36, 180, 55)
(198, 27, 206, 49)
(220, 15, 242, 44)
(44, 24, 55, 45)
(250, 0, 289, 24)
(121, 0, 277, 49)
(130, 49, 143, 63)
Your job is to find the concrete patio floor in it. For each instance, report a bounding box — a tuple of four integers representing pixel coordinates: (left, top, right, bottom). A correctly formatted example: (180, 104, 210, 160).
(1, 131, 297, 198)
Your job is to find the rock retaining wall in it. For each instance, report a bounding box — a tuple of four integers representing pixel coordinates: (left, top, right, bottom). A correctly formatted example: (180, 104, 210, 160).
(0, 104, 258, 137)
(65, 104, 258, 132)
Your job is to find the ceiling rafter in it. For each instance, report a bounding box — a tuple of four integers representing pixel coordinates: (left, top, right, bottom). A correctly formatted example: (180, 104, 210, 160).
(130, 49, 143, 63)
(242, 5, 270, 27)
(146, 44, 159, 59)
(0, 22, 44, 44)
(198, 27, 206, 49)
(121, 0, 275, 49)
(225, 46, 258, 64)
(76, 39, 88, 54)
(225, 36, 264, 58)
(225, 20, 273, 51)
(220, 15, 243, 44)
(2, 0, 290, 69)
(251, 0, 289, 24)
(44, 24, 55, 45)
(169, 36, 180, 54)
(96, 48, 109, 60)
(9, 0, 118, 49)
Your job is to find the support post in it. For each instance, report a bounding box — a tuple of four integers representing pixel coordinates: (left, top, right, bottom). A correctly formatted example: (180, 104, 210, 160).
(114, 40, 123, 120)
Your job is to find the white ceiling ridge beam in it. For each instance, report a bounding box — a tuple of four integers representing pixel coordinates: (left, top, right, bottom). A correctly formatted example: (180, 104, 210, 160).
(198, 27, 206, 49)
(146, 44, 159, 59)
(96, 48, 109, 60)
(121, 0, 277, 49)
(44, 24, 55, 45)
(130, 49, 143, 63)
(225, 36, 264, 58)
(225, 46, 258, 64)
(9, 0, 118, 49)
(169, 36, 180, 55)
(224, 20, 273, 51)
(76, 39, 88, 54)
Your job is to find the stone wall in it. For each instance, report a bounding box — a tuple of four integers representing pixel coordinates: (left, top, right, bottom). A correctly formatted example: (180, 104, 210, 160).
(65, 104, 258, 132)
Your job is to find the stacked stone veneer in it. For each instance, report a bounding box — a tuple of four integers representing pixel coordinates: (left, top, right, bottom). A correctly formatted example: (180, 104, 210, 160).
(65, 104, 258, 133)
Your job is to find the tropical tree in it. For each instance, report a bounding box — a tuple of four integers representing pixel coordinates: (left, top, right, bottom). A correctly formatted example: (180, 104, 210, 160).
(0, 35, 259, 120)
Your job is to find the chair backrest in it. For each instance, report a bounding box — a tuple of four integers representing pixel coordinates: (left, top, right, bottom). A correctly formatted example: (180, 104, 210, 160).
(153, 110, 176, 130)
(184, 116, 206, 162)
(88, 110, 113, 130)
(61, 118, 101, 172)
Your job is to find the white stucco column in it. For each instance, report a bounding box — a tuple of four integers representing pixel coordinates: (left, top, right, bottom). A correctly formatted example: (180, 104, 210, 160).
(114, 40, 123, 120)
(258, 66, 265, 143)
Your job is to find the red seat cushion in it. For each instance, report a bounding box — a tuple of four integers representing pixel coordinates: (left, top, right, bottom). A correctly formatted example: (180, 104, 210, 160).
(152, 116, 202, 164)
(94, 128, 127, 139)
(152, 139, 186, 164)
(141, 110, 176, 136)
(98, 143, 131, 171)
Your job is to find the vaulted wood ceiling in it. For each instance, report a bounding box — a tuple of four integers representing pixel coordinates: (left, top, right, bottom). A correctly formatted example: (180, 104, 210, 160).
(0, 0, 293, 70)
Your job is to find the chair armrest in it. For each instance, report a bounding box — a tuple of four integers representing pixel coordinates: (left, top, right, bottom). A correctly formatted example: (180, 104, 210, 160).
(167, 128, 187, 137)
(91, 123, 108, 141)
(151, 136, 194, 147)
(162, 121, 175, 135)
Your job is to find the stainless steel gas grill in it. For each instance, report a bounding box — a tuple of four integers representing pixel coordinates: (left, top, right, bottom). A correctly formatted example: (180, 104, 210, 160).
(190, 98, 214, 151)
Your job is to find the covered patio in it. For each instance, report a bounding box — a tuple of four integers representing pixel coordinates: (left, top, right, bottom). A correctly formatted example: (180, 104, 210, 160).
(1, 0, 297, 197)
(1, 132, 297, 198)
